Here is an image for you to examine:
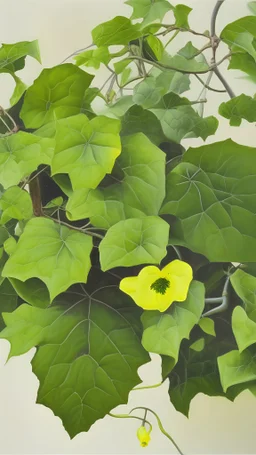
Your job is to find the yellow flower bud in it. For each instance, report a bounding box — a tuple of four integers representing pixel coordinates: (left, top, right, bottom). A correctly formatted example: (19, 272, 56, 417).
(137, 425, 151, 447)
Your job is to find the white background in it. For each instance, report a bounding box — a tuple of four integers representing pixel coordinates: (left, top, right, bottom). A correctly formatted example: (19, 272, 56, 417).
(0, 0, 256, 454)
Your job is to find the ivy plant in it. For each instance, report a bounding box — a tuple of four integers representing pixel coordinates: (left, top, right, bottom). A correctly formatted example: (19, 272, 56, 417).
(0, 0, 256, 452)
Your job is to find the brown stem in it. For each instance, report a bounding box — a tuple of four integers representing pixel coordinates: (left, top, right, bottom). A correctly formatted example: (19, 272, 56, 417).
(29, 175, 43, 217)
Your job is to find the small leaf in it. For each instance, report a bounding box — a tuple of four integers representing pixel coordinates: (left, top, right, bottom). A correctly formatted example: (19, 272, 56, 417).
(0, 132, 52, 189)
(10, 278, 50, 309)
(125, 0, 172, 27)
(121, 105, 165, 145)
(160, 52, 209, 73)
(100, 216, 169, 271)
(20, 64, 94, 128)
(161, 139, 256, 262)
(9, 73, 27, 106)
(218, 347, 256, 392)
(228, 51, 256, 79)
(0, 186, 33, 224)
(0, 279, 18, 330)
(178, 42, 200, 59)
(0, 283, 149, 437)
(173, 4, 192, 28)
(219, 94, 256, 126)
(0, 40, 41, 72)
(199, 317, 216, 337)
(248, 2, 256, 14)
(121, 67, 132, 86)
(133, 77, 163, 109)
(151, 93, 218, 143)
(145, 35, 164, 61)
(51, 114, 121, 190)
(75, 47, 111, 69)
(141, 281, 205, 361)
(114, 59, 131, 75)
(232, 306, 256, 353)
(3, 237, 17, 256)
(231, 269, 256, 319)
(190, 338, 205, 352)
(221, 17, 256, 60)
(2, 217, 93, 301)
(92, 16, 142, 46)
(154, 70, 190, 95)
(66, 133, 166, 227)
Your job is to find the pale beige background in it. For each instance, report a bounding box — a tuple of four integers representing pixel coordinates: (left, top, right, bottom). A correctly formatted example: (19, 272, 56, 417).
(0, 0, 256, 454)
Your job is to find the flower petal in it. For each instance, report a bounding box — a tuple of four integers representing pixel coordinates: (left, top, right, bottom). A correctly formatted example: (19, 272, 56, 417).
(119, 276, 138, 297)
(162, 259, 193, 280)
(171, 275, 192, 301)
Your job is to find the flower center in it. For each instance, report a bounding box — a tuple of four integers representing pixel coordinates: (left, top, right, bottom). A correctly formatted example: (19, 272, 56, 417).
(150, 277, 170, 295)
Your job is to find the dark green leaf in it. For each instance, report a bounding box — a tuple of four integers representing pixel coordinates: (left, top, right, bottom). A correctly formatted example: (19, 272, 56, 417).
(99, 216, 169, 271)
(0, 279, 18, 330)
(121, 105, 165, 145)
(10, 278, 50, 309)
(20, 64, 94, 128)
(161, 139, 256, 261)
(0, 283, 149, 437)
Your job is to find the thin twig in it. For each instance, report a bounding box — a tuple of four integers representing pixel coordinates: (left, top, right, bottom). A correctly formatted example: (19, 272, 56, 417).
(61, 44, 95, 64)
(44, 214, 104, 239)
(195, 74, 226, 93)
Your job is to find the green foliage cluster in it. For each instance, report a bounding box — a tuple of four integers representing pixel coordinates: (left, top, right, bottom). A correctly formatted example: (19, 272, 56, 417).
(0, 0, 256, 444)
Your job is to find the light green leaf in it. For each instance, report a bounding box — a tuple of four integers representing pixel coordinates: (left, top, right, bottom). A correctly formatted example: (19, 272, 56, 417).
(0, 132, 53, 189)
(219, 94, 256, 126)
(154, 70, 190, 95)
(173, 4, 192, 28)
(100, 216, 169, 271)
(151, 93, 218, 143)
(221, 17, 256, 60)
(103, 96, 134, 118)
(141, 281, 204, 361)
(248, 2, 256, 14)
(145, 35, 164, 61)
(125, 0, 172, 27)
(92, 16, 142, 47)
(121, 67, 132, 86)
(232, 306, 256, 353)
(228, 51, 256, 79)
(10, 278, 50, 309)
(3, 237, 17, 256)
(218, 347, 256, 392)
(160, 52, 209, 73)
(0, 279, 18, 330)
(190, 338, 205, 352)
(161, 139, 256, 261)
(66, 133, 166, 228)
(2, 217, 93, 301)
(231, 269, 256, 320)
(9, 73, 27, 106)
(51, 114, 121, 191)
(0, 283, 149, 437)
(133, 77, 163, 109)
(0, 40, 41, 72)
(199, 317, 216, 337)
(20, 64, 94, 128)
(75, 47, 110, 69)
(121, 105, 165, 145)
(178, 42, 200, 59)
(114, 59, 131, 75)
(0, 186, 32, 224)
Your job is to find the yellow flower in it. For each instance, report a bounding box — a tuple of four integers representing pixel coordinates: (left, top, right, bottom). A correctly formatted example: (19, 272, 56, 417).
(120, 260, 193, 312)
(137, 426, 151, 447)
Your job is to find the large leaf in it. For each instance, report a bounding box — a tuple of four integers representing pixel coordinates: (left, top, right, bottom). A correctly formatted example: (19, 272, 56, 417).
(141, 281, 204, 363)
(160, 52, 209, 73)
(218, 347, 256, 392)
(153, 69, 190, 95)
(125, 0, 172, 27)
(0, 186, 32, 224)
(2, 217, 93, 301)
(161, 139, 256, 262)
(0, 279, 18, 330)
(219, 94, 256, 126)
(66, 133, 166, 228)
(99, 216, 169, 271)
(221, 17, 256, 60)
(20, 64, 94, 128)
(151, 93, 218, 143)
(0, 283, 149, 437)
(0, 132, 53, 189)
(51, 114, 121, 190)
(92, 17, 142, 46)
(121, 105, 165, 145)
